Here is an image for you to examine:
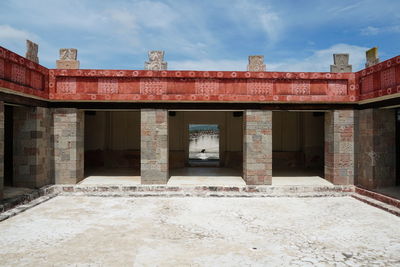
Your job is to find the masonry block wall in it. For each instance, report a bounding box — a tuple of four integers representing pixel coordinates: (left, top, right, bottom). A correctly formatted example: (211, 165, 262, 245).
(141, 109, 168, 184)
(0, 102, 4, 199)
(325, 110, 355, 185)
(243, 110, 272, 185)
(357, 109, 396, 189)
(53, 108, 84, 184)
(13, 107, 51, 188)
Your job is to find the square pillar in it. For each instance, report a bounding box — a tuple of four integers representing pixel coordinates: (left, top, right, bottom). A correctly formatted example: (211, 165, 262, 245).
(243, 110, 272, 185)
(53, 108, 84, 184)
(324, 110, 355, 185)
(0, 102, 3, 199)
(13, 106, 51, 188)
(357, 109, 396, 189)
(141, 109, 168, 184)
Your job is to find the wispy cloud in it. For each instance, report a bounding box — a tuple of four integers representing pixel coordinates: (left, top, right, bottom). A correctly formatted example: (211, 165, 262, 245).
(361, 25, 400, 36)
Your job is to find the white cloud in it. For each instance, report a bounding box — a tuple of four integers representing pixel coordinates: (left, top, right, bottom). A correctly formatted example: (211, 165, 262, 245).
(0, 25, 38, 43)
(268, 44, 368, 72)
(231, 0, 283, 43)
(361, 25, 400, 36)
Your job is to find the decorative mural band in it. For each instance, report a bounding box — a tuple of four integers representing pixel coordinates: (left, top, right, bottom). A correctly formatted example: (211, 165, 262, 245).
(140, 78, 167, 95)
(1, 46, 399, 103)
(98, 78, 118, 94)
(247, 79, 273, 95)
(195, 78, 220, 95)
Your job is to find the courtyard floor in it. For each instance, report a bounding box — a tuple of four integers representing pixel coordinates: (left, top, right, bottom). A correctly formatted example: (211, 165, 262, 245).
(0, 196, 399, 266)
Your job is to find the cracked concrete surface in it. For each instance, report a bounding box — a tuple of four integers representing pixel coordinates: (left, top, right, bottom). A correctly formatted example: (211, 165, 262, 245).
(0, 196, 399, 266)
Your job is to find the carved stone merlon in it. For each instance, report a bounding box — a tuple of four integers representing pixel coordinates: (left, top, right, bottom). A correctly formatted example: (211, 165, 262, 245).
(56, 48, 80, 69)
(365, 47, 379, 68)
(330, 54, 352, 73)
(247, 55, 266, 72)
(144, 51, 167, 70)
(25, 40, 39, 63)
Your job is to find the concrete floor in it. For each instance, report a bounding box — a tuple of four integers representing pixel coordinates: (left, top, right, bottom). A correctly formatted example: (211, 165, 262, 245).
(0, 196, 399, 266)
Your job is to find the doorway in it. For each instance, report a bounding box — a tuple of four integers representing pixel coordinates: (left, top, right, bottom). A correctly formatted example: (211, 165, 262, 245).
(188, 124, 220, 167)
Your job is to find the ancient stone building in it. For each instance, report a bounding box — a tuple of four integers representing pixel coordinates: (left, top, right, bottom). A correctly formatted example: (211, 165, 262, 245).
(0, 44, 399, 199)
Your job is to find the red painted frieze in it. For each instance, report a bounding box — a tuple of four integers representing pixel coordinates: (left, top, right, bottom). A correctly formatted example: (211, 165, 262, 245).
(357, 55, 400, 101)
(48, 69, 357, 103)
(1, 45, 400, 104)
(0, 46, 48, 99)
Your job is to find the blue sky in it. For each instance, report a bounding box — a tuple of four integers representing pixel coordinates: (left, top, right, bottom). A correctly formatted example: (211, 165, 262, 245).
(0, 0, 399, 71)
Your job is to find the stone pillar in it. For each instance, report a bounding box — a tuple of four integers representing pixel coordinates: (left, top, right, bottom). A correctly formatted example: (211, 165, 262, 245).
(243, 110, 272, 185)
(247, 55, 266, 71)
(144, 51, 167, 70)
(53, 108, 84, 184)
(365, 47, 379, 68)
(25, 40, 39, 63)
(324, 110, 355, 185)
(0, 102, 4, 199)
(56, 48, 80, 69)
(13, 107, 51, 188)
(141, 109, 168, 184)
(330, 54, 352, 73)
(357, 109, 396, 189)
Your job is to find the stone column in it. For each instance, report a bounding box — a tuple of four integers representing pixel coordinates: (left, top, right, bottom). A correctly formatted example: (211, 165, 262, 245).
(324, 110, 355, 185)
(243, 110, 272, 185)
(52, 108, 84, 184)
(141, 109, 168, 184)
(0, 102, 4, 199)
(13, 107, 51, 188)
(357, 109, 396, 189)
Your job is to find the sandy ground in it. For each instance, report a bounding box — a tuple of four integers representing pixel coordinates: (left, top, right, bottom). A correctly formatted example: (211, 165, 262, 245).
(0, 196, 399, 266)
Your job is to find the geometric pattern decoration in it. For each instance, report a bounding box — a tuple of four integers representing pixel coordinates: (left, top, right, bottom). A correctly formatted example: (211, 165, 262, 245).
(361, 75, 374, 94)
(195, 79, 220, 95)
(98, 78, 118, 94)
(328, 81, 347, 96)
(57, 77, 77, 94)
(291, 80, 310, 95)
(11, 64, 26, 84)
(247, 79, 273, 95)
(140, 78, 167, 95)
(380, 68, 396, 89)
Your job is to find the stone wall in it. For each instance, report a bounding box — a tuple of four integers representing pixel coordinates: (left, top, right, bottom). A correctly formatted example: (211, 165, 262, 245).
(325, 110, 355, 185)
(243, 110, 272, 185)
(52, 108, 84, 184)
(0, 102, 3, 199)
(13, 107, 51, 188)
(141, 109, 168, 184)
(357, 109, 396, 189)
